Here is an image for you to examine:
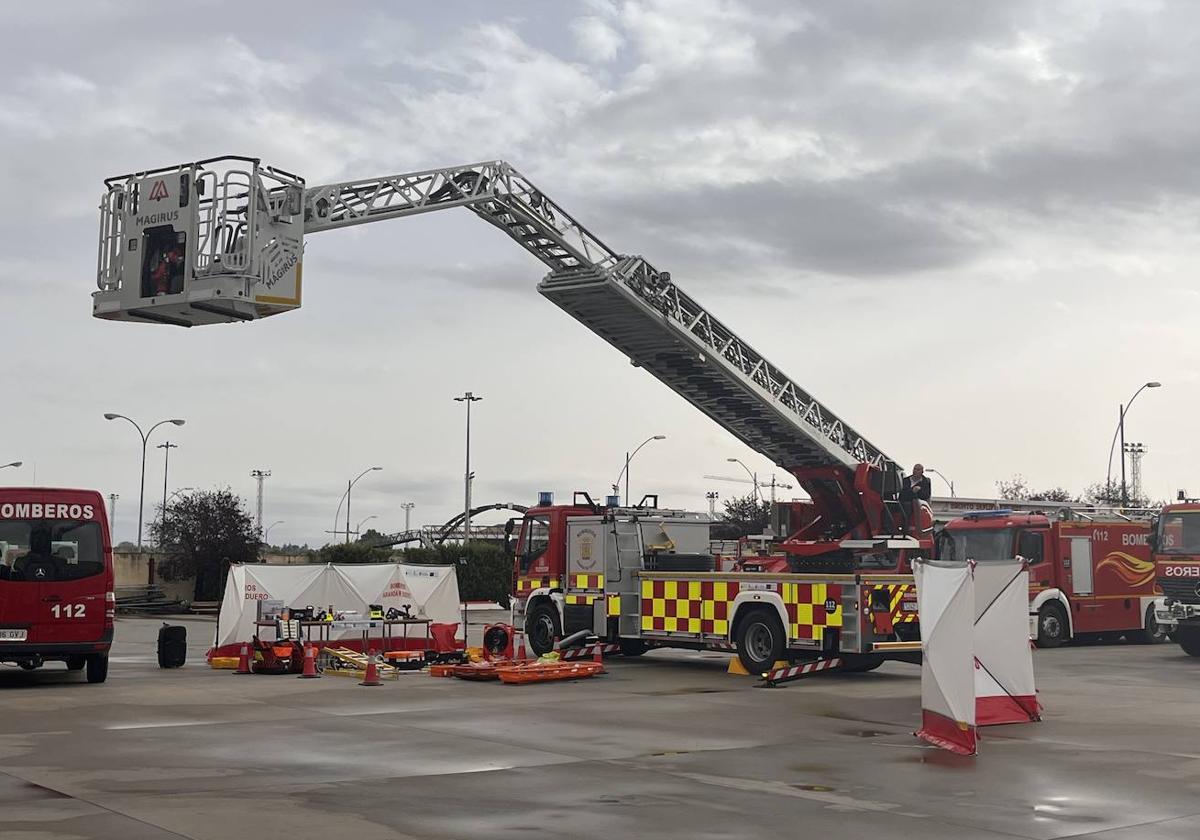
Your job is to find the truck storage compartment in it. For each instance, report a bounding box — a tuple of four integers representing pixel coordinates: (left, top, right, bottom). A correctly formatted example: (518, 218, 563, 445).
(642, 552, 715, 572)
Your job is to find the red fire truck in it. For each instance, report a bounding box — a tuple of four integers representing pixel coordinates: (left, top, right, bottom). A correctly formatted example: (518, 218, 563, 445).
(1153, 501, 1200, 655)
(511, 492, 921, 673)
(939, 509, 1162, 647)
(0, 488, 115, 682)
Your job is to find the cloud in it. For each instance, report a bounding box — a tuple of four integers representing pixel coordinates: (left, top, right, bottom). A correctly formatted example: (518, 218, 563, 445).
(573, 16, 623, 62)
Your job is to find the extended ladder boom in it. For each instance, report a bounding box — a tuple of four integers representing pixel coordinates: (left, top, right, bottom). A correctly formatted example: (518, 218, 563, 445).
(93, 156, 896, 477)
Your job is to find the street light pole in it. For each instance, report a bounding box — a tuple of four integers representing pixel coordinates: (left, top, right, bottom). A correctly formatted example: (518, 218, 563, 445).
(401, 502, 415, 532)
(613, 435, 666, 504)
(157, 441, 178, 548)
(454, 392, 483, 546)
(356, 514, 378, 537)
(334, 466, 382, 545)
(727, 458, 763, 504)
(265, 520, 284, 544)
(1105, 381, 1161, 505)
(104, 414, 186, 550)
(926, 468, 955, 498)
(1, 461, 21, 470)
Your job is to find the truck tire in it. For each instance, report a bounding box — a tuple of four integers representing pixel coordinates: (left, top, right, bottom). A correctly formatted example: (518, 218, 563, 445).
(1036, 602, 1069, 649)
(735, 608, 785, 675)
(1130, 605, 1168, 645)
(525, 602, 561, 657)
(85, 653, 109, 684)
(1178, 626, 1200, 657)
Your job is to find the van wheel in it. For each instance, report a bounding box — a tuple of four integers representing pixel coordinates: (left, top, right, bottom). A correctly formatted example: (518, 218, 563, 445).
(1178, 627, 1200, 657)
(86, 653, 109, 684)
(735, 608, 785, 675)
(525, 602, 561, 656)
(65, 656, 86, 671)
(1036, 603, 1069, 648)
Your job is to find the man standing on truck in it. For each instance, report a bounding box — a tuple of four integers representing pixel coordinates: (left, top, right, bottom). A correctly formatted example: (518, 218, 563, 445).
(901, 464, 932, 503)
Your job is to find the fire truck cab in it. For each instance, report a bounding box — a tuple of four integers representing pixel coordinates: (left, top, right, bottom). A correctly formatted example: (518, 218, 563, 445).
(0, 488, 115, 682)
(512, 492, 921, 673)
(1153, 502, 1200, 655)
(940, 509, 1162, 648)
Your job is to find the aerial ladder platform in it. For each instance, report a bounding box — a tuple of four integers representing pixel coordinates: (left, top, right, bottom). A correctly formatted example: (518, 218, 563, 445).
(93, 156, 916, 558)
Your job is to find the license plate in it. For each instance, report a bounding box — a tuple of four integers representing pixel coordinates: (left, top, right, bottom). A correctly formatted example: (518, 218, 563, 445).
(0, 628, 28, 642)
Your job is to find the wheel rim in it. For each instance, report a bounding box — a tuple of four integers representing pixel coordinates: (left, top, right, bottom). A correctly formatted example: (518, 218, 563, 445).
(1042, 612, 1062, 639)
(531, 614, 555, 649)
(1147, 612, 1164, 640)
(746, 622, 774, 661)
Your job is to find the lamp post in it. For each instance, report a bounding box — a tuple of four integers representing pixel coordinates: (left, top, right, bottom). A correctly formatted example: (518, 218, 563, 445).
(156, 441, 178, 547)
(334, 466, 382, 544)
(926, 468, 955, 498)
(355, 514, 378, 538)
(613, 435, 666, 504)
(401, 502, 415, 532)
(454, 392, 483, 546)
(1, 461, 21, 470)
(264, 520, 284, 544)
(1106, 381, 1161, 505)
(103, 414, 185, 550)
(727, 458, 763, 504)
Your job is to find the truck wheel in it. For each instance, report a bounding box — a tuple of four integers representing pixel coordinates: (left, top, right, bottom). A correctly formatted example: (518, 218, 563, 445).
(1036, 603, 1069, 648)
(85, 653, 109, 684)
(525, 602, 561, 656)
(65, 656, 86, 671)
(1131, 605, 1168, 645)
(618, 639, 648, 657)
(1178, 627, 1200, 657)
(735, 608, 785, 675)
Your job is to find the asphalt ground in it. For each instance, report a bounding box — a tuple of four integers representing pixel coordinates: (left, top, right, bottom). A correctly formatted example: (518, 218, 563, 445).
(2, 615, 1199, 840)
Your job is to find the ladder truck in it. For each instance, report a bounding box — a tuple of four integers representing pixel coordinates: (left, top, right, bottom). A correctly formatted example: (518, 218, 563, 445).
(91, 156, 929, 674)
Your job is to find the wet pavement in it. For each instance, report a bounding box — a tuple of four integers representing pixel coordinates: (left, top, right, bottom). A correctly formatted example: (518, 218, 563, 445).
(2, 616, 1199, 839)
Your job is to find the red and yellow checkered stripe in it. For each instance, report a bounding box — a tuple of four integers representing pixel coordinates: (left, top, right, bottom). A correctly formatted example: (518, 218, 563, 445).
(780, 582, 843, 640)
(876, 583, 918, 623)
(640, 579, 843, 640)
(564, 573, 606, 606)
(571, 573, 604, 590)
(516, 576, 561, 595)
(641, 579, 736, 635)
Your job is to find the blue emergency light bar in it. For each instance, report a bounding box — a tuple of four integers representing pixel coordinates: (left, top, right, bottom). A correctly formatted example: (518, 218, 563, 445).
(961, 509, 1015, 520)
(537, 491, 554, 506)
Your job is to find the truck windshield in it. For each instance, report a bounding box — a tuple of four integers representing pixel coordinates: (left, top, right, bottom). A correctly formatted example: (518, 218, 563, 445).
(940, 527, 1014, 563)
(518, 516, 550, 573)
(1157, 511, 1200, 554)
(0, 521, 105, 583)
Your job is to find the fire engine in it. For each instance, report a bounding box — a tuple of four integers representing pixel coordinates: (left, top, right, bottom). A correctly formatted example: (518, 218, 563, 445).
(0, 488, 115, 682)
(90, 156, 933, 672)
(510, 491, 920, 672)
(940, 509, 1164, 647)
(1153, 500, 1200, 655)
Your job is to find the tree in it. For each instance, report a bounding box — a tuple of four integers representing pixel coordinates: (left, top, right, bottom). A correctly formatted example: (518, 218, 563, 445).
(358, 528, 386, 544)
(711, 492, 771, 540)
(317, 541, 392, 564)
(996, 475, 1078, 503)
(403, 542, 512, 608)
(1083, 479, 1151, 508)
(150, 488, 262, 601)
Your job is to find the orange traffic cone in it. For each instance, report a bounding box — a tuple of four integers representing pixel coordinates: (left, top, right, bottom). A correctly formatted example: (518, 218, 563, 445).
(298, 643, 320, 679)
(359, 649, 383, 686)
(593, 643, 603, 665)
(234, 643, 252, 675)
(515, 631, 527, 661)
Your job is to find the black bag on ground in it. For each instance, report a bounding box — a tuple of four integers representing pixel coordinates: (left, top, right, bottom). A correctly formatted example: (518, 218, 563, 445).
(157, 623, 187, 668)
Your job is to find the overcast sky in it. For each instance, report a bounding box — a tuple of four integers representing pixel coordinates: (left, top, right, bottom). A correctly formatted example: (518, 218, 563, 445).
(3, 1, 1199, 546)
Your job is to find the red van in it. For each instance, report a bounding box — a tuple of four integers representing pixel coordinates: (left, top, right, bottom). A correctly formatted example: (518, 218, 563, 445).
(0, 488, 115, 682)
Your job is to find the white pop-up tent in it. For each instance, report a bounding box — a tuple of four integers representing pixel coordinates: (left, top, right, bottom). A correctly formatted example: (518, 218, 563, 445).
(974, 561, 1040, 726)
(213, 563, 461, 655)
(914, 559, 978, 755)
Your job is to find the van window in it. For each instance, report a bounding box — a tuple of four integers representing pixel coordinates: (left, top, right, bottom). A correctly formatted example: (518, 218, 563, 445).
(519, 516, 550, 574)
(0, 521, 104, 583)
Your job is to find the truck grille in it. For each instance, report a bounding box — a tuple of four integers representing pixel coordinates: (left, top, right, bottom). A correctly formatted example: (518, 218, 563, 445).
(1159, 579, 1200, 603)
